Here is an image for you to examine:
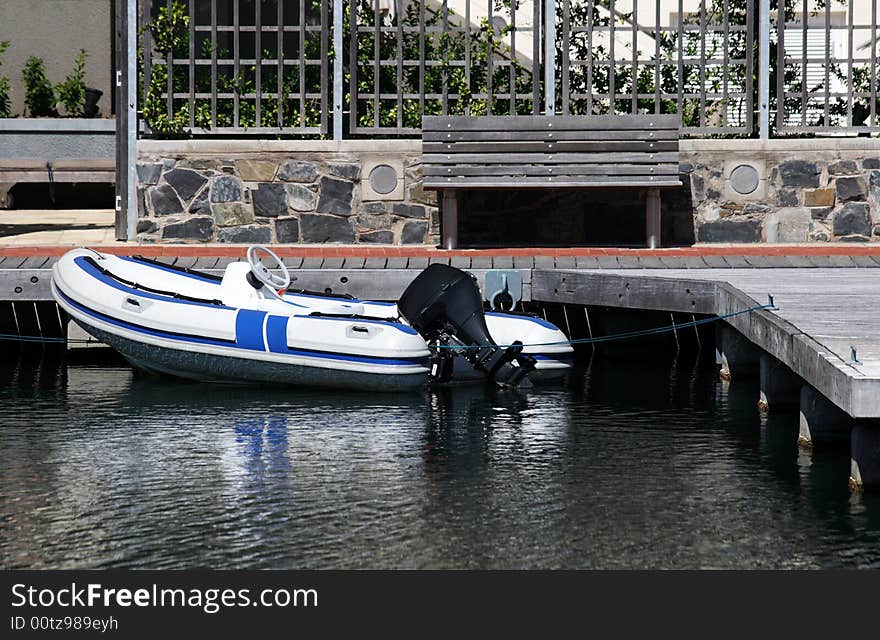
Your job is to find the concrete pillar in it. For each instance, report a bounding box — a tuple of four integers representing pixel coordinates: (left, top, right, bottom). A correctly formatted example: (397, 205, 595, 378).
(850, 422, 880, 491)
(758, 354, 802, 412)
(798, 386, 853, 448)
(0, 183, 11, 209)
(718, 325, 760, 380)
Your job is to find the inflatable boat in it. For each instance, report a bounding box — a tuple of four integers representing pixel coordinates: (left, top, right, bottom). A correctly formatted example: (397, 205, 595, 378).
(51, 246, 573, 390)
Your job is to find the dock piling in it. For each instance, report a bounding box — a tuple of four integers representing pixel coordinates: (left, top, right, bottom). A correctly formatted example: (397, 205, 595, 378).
(758, 354, 801, 412)
(850, 422, 880, 491)
(798, 386, 854, 448)
(718, 325, 760, 380)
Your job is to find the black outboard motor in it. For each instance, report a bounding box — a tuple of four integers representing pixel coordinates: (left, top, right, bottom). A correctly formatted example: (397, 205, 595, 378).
(397, 264, 536, 387)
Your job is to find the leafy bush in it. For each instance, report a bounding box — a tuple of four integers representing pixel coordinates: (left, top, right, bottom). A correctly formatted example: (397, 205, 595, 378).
(22, 56, 57, 117)
(0, 41, 10, 118)
(56, 49, 88, 116)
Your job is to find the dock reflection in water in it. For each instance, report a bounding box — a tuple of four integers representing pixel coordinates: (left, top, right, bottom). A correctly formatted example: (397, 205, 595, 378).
(1, 346, 880, 569)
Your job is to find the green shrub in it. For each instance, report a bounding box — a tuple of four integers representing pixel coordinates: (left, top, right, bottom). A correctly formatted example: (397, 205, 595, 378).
(22, 56, 57, 117)
(56, 49, 88, 116)
(0, 41, 10, 117)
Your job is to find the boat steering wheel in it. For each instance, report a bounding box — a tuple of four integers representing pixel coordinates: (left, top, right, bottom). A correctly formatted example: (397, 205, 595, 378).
(246, 245, 291, 291)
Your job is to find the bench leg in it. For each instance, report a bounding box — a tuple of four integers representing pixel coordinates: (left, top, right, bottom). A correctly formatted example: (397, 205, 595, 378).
(441, 189, 459, 250)
(0, 183, 11, 209)
(645, 187, 661, 249)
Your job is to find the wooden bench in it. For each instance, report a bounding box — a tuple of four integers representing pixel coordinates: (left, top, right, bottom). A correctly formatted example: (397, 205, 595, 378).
(0, 160, 116, 208)
(422, 114, 682, 249)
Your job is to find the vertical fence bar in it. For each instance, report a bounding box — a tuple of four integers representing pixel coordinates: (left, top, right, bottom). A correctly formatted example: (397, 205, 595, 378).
(277, 0, 284, 128)
(465, 0, 471, 116)
(608, 0, 615, 113)
(419, 0, 425, 121)
(846, 0, 853, 127)
(561, 0, 569, 114)
(114, 0, 125, 239)
(532, 0, 541, 113)
(374, 0, 381, 126)
(872, 0, 878, 128)
(586, 0, 593, 114)
(776, 1, 784, 132)
(677, 0, 683, 123)
(320, 0, 328, 133)
(631, 0, 638, 113)
(721, 0, 729, 128)
(510, 0, 517, 114)
(745, 0, 754, 134)
(211, 0, 217, 128)
(654, 0, 661, 114)
(441, 1, 448, 114)
(487, 0, 494, 114)
(166, 0, 173, 119)
(188, 0, 194, 130)
(800, 0, 806, 126)
(750, 0, 768, 140)
(823, 0, 830, 127)
(233, 0, 240, 128)
(334, 0, 343, 140)
(299, 0, 306, 127)
(544, 0, 555, 114)
(396, 0, 403, 127)
(255, 0, 261, 128)
(126, 0, 137, 240)
(349, 0, 358, 133)
(698, 0, 706, 128)
(140, 0, 151, 106)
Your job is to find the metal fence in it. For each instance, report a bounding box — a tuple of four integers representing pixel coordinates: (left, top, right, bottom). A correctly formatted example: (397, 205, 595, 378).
(138, 0, 880, 138)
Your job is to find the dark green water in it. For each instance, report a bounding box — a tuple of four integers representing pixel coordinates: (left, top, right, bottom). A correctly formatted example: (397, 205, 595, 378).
(2, 346, 879, 569)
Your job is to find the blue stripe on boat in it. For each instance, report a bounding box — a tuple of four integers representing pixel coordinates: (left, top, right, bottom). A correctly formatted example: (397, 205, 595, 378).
(55, 285, 428, 367)
(485, 311, 560, 331)
(236, 310, 267, 351)
(265, 315, 289, 354)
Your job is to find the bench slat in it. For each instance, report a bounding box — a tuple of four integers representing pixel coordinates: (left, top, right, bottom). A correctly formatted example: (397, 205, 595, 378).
(424, 152, 678, 165)
(423, 129, 678, 142)
(424, 176, 683, 188)
(424, 140, 680, 154)
(424, 164, 680, 177)
(423, 114, 682, 131)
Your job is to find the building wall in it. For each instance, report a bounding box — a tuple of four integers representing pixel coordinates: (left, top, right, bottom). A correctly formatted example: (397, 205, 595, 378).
(0, 0, 112, 117)
(135, 138, 880, 246)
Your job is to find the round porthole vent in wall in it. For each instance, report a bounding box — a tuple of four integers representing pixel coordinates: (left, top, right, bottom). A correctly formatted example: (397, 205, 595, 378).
(729, 164, 760, 195)
(369, 164, 398, 195)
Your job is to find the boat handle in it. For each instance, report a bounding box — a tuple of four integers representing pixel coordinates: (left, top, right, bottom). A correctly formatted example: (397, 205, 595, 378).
(123, 297, 144, 313)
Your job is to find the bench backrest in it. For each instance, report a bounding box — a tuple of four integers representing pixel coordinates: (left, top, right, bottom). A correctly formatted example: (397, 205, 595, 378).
(422, 114, 681, 190)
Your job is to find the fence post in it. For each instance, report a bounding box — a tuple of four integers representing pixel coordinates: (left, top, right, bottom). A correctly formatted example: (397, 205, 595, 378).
(759, 0, 770, 139)
(544, 0, 556, 115)
(115, 0, 138, 241)
(333, 0, 343, 141)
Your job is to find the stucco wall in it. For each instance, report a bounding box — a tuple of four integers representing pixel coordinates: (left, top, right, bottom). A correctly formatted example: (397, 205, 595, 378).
(0, 0, 112, 117)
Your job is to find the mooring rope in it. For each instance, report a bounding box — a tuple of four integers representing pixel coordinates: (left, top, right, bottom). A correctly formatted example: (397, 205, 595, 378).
(0, 333, 94, 345)
(429, 301, 779, 350)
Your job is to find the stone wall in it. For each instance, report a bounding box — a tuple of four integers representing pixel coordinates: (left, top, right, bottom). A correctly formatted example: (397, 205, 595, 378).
(137, 138, 880, 245)
(136, 140, 437, 245)
(683, 139, 880, 244)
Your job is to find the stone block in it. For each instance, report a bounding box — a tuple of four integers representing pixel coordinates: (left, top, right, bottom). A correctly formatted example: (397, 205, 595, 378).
(212, 202, 255, 227)
(863, 158, 880, 170)
(764, 208, 811, 243)
(275, 217, 300, 243)
(828, 159, 859, 175)
(357, 213, 392, 231)
(392, 203, 427, 219)
(211, 175, 243, 203)
(809, 207, 833, 221)
(401, 220, 429, 244)
(251, 183, 288, 217)
(285, 184, 317, 212)
(163, 168, 208, 205)
(149, 184, 183, 216)
(361, 201, 386, 214)
(188, 188, 210, 215)
(776, 189, 799, 207)
(217, 225, 272, 244)
(161, 217, 214, 242)
(137, 163, 163, 185)
(778, 160, 820, 188)
(831, 202, 871, 237)
(804, 188, 835, 207)
(696, 218, 762, 243)
(235, 160, 277, 182)
(328, 162, 361, 180)
(278, 160, 318, 182)
(359, 230, 394, 244)
(316, 177, 354, 215)
(300, 213, 356, 243)
(136, 219, 158, 234)
(742, 203, 770, 215)
(835, 176, 867, 202)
